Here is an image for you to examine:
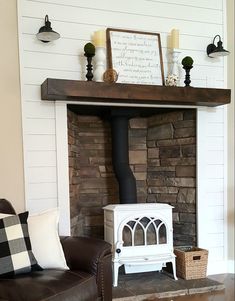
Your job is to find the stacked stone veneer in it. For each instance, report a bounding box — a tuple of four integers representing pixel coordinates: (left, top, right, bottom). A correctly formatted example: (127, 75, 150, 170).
(68, 109, 196, 246)
(147, 110, 196, 246)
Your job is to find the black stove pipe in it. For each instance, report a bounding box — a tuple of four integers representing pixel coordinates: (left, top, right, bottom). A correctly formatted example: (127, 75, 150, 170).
(111, 115, 137, 204)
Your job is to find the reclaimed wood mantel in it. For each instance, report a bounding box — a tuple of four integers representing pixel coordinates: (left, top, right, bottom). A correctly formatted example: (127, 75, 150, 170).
(41, 78, 231, 107)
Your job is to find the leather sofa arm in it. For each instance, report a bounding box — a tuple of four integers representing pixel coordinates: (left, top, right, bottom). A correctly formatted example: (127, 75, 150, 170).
(0, 198, 16, 214)
(60, 236, 111, 274)
(60, 236, 112, 301)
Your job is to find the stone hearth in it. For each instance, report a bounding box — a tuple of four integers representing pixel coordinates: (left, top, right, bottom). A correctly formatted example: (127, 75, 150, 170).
(112, 269, 224, 300)
(68, 108, 196, 247)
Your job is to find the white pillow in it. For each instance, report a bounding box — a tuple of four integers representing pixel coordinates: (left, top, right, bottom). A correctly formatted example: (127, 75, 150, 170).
(0, 209, 69, 270)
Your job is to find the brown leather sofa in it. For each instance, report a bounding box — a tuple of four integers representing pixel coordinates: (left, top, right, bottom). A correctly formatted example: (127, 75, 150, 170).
(0, 199, 112, 301)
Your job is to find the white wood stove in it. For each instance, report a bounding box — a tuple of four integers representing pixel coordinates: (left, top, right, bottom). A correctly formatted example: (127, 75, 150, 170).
(103, 203, 178, 286)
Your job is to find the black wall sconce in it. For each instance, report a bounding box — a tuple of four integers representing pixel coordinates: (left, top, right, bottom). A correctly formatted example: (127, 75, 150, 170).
(206, 35, 230, 58)
(36, 15, 60, 43)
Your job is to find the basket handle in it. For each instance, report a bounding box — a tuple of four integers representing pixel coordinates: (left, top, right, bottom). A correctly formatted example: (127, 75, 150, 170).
(193, 255, 201, 260)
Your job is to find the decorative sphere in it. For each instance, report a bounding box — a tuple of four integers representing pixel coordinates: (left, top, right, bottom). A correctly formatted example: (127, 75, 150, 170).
(84, 43, 95, 56)
(103, 69, 118, 83)
(181, 56, 194, 67)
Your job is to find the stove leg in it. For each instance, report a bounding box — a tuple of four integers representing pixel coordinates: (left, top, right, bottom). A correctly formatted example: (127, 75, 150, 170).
(171, 259, 178, 280)
(113, 262, 121, 287)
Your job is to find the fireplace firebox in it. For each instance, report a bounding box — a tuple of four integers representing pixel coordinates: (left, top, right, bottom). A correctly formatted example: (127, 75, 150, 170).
(68, 107, 197, 247)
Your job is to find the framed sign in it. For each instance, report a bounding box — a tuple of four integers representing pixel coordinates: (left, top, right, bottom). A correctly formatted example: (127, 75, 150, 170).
(106, 28, 165, 85)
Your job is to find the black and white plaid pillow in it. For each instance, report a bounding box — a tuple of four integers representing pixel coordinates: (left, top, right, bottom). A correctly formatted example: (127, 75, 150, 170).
(0, 211, 42, 277)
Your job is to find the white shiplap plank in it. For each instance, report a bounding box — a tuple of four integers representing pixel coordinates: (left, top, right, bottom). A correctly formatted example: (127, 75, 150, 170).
(28, 166, 57, 183)
(30, 0, 223, 11)
(206, 151, 224, 165)
(207, 165, 224, 179)
(211, 80, 225, 89)
(189, 66, 224, 81)
(24, 134, 56, 151)
(23, 84, 41, 100)
(24, 101, 55, 118)
(25, 118, 56, 135)
(206, 123, 224, 137)
(24, 68, 82, 85)
(145, 0, 222, 10)
(21, 2, 223, 37)
(23, 52, 85, 73)
(24, 0, 223, 24)
(207, 220, 224, 234)
(206, 137, 224, 151)
(26, 150, 57, 167)
(206, 108, 224, 123)
(207, 233, 224, 248)
(209, 247, 224, 261)
(207, 205, 224, 220)
(207, 192, 224, 206)
(27, 182, 57, 199)
(206, 179, 224, 193)
(27, 198, 58, 214)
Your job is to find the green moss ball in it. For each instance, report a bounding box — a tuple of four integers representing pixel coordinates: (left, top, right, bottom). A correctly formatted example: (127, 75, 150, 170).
(84, 43, 95, 56)
(181, 56, 194, 67)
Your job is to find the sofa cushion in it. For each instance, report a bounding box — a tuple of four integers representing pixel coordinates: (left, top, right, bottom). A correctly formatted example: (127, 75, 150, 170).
(0, 212, 41, 277)
(27, 209, 69, 270)
(0, 270, 98, 301)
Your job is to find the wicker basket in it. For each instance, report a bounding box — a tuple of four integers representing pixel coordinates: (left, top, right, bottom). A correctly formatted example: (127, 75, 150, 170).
(174, 247, 208, 280)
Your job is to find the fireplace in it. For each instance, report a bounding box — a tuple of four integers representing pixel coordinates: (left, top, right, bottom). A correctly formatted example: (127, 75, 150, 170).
(68, 106, 196, 247)
(41, 78, 231, 275)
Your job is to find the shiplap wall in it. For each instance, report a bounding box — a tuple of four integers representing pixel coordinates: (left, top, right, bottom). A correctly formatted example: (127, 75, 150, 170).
(17, 0, 230, 274)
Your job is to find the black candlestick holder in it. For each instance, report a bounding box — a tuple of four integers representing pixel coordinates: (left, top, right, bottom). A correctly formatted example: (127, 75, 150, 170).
(183, 66, 193, 87)
(84, 54, 95, 81)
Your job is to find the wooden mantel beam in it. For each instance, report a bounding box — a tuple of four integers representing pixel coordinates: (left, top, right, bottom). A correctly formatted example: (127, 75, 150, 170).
(41, 78, 231, 107)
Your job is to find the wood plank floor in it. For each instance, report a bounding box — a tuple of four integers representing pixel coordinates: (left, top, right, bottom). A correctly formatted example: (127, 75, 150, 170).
(145, 274, 234, 301)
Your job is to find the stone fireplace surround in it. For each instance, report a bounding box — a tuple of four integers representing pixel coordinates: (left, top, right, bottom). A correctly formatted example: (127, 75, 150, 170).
(68, 107, 196, 247)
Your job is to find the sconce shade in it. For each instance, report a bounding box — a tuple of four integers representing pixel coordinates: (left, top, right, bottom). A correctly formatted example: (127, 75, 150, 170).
(36, 15, 60, 43)
(207, 35, 229, 58)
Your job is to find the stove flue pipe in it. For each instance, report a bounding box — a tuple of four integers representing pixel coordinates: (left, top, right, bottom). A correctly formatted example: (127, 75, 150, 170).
(111, 115, 137, 204)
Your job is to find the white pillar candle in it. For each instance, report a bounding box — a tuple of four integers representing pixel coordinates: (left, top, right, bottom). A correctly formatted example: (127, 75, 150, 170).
(93, 47, 106, 82)
(92, 30, 106, 47)
(171, 29, 179, 49)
